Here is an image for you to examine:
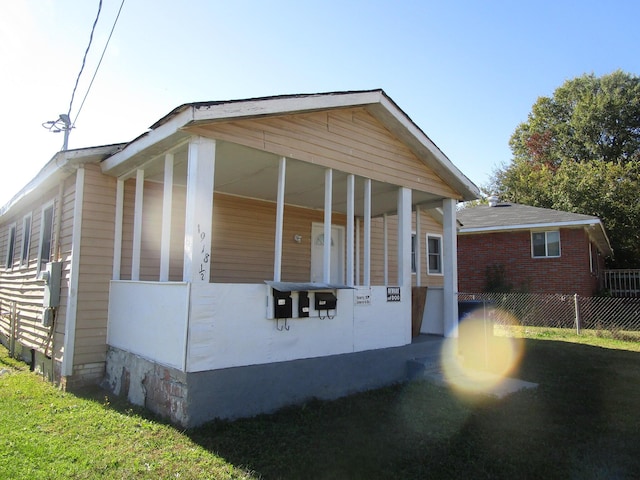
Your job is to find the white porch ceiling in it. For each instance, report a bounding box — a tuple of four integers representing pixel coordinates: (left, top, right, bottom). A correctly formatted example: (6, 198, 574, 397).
(141, 140, 443, 217)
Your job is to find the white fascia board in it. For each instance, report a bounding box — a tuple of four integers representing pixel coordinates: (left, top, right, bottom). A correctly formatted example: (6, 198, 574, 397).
(191, 90, 384, 123)
(458, 219, 600, 234)
(101, 107, 195, 175)
(374, 95, 480, 202)
(586, 220, 614, 256)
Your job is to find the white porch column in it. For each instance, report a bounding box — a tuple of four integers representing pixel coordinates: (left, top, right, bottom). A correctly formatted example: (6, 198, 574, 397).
(112, 178, 124, 280)
(346, 174, 355, 287)
(160, 153, 174, 282)
(273, 157, 286, 282)
(442, 197, 459, 337)
(183, 137, 216, 283)
(131, 169, 144, 281)
(383, 213, 389, 285)
(415, 205, 422, 286)
(397, 187, 412, 287)
(363, 178, 372, 286)
(355, 217, 361, 286)
(323, 168, 333, 283)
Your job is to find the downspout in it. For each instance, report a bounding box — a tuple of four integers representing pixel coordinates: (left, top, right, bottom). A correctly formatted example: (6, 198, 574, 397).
(61, 166, 85, 379)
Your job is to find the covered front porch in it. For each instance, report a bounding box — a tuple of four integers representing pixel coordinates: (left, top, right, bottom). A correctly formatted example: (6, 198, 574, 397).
(105, 135, 460, 374)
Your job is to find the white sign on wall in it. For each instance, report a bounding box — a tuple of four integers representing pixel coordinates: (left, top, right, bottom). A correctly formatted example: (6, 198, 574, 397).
(355, 287, 371, 306)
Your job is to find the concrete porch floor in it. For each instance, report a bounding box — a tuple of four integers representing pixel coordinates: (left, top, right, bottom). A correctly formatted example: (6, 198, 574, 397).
(407, 335, 538, 399)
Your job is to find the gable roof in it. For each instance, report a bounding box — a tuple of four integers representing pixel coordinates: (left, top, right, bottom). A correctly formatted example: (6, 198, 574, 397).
(101, 89, 480, 202)
(457, 202, 613, 257)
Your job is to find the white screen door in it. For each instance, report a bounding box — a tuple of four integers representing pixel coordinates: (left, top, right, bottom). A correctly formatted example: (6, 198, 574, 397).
(310, 223, 344, 284)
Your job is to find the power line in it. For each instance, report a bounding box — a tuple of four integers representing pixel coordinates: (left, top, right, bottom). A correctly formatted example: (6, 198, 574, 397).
(67, 0, 103, 123)
(44, 0, 126, 150)
(73, 0, 126, 128)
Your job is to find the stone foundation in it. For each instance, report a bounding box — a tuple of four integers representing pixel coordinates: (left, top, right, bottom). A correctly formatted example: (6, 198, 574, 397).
(103, 347, 188, 426)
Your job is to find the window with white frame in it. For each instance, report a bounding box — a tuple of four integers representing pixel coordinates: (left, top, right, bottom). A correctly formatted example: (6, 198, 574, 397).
(5, 223, 16, 269)
(426, 234, 442, 275)
(38, 203, 54, 274)
(531, 230, 560, 258)
(411, 233, 416, 274)
(21, 213, 32, 267)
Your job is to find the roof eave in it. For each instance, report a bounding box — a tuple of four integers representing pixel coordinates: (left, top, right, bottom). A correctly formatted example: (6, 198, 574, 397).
(1, 143, 124, 218)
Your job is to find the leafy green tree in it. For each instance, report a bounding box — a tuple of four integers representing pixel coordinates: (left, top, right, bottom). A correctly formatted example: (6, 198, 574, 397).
(491, 71, 640, 268)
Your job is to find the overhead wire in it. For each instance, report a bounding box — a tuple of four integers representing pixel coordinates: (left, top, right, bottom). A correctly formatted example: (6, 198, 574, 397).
(72, 0, 126, 128)
(66, 0, 103, 123)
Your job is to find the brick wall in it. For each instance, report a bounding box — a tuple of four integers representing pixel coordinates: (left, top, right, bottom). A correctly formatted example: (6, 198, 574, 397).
(458, 228, 602, 296)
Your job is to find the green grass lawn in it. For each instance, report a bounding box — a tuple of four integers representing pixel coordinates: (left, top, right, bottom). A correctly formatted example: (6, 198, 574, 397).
(1, 334, 640, 479)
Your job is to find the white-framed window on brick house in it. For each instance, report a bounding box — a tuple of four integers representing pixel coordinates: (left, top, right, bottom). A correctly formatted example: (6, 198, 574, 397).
(532, 230, 560, 258)
(37, 202, 55, 275)
(5, 223, 16, 269)
(20, 213, 32, 268)
(426, 233, 443, 275)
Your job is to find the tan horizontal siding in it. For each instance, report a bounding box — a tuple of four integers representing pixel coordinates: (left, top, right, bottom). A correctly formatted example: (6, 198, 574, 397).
(185, 107, 460, 198)
(73, 164, 116, 379)
(0, 176, 73, 371)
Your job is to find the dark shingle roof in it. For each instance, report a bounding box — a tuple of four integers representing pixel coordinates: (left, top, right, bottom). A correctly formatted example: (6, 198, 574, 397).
(457, 203, 600, 230)
(457, 202, 613, 257)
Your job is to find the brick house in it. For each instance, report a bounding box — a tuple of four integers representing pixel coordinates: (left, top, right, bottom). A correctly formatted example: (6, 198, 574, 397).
(457, 201, 612, 296)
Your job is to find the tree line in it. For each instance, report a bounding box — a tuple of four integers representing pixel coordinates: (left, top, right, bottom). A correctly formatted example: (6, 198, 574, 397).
(489, 70, 640, 268)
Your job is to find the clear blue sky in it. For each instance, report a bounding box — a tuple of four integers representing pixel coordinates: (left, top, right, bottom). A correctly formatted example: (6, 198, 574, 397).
(1, 0, 639, 206)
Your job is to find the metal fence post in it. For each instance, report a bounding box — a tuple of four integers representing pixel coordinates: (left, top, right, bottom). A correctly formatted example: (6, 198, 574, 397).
(574, 294, 581, 335)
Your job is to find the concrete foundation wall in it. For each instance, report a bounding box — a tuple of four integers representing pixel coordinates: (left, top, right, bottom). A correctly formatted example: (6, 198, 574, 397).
(103, 338, 442, 428)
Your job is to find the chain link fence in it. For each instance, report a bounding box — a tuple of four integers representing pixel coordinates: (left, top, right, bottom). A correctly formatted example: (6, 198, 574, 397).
(458, 292, 640, 342)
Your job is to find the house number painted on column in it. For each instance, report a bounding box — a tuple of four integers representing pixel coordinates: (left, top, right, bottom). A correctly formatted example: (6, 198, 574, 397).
(198, 224, 210, 281)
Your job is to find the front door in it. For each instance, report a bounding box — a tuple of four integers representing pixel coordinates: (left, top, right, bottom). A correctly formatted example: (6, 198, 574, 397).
(310, 223, 344, 284)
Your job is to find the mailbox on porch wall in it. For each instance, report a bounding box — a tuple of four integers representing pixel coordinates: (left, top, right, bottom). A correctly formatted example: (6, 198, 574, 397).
(298, 291, 310, 318)
(314, 292, 337, 311)
(273, 289, 293, 319)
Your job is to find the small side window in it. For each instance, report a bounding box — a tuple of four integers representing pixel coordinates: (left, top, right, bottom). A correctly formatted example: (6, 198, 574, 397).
(38, 203, 55, 274)
(411, 233, 416, 274)
(5, 223, 16, 269)
(532, 231, 561, 258)
(426, 234, 443, 275)
(21, 213, 32, 267)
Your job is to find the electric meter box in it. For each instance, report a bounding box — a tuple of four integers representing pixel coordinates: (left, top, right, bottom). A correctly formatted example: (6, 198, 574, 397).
(42, 261, 62, 308)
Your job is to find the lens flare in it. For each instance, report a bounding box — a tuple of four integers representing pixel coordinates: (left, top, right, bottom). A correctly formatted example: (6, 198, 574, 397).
(441, 307, 525, 396)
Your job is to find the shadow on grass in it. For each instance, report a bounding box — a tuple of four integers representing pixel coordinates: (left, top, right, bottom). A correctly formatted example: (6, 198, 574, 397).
(74, 340, 640, 479)
(186, 339, 640, 479)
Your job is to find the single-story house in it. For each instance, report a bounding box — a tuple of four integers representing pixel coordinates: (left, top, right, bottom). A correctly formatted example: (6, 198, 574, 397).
(457, 199, 613, 296)
(0, 90, 479, 426)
